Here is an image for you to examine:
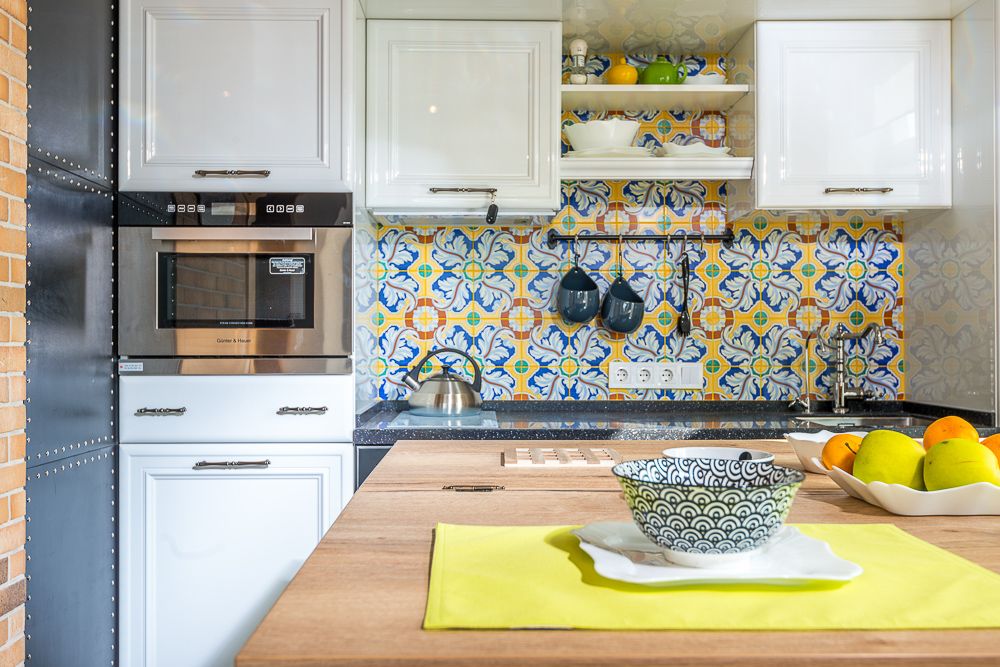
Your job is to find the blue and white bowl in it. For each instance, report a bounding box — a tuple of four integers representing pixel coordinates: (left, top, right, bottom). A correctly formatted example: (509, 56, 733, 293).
(612, 458, 805, 568)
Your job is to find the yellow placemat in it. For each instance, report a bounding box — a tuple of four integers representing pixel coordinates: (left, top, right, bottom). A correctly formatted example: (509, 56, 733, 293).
(424, 523, 1000, 630)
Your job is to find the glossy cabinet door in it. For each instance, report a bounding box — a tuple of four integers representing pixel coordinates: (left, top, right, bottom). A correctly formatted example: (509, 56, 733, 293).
(366, 20, 561, 213)
(120, 0, 354, 192)
(120, 443, 353, 667)
(755, 21, 951, 209)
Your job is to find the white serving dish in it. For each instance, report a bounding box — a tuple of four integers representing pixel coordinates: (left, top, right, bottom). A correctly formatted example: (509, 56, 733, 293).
(684, 73, 727, 85)
(785, 430, 867, 474)
(657, 142, 732, 157)
(661, 446, 773, 463)
(573, 522, 862, 586)
(563, 118, 640, 152)
(824, 465, 1000, 516)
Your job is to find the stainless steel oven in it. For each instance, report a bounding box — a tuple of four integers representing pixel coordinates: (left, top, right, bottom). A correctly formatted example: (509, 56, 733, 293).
(118, 192, 352, 359)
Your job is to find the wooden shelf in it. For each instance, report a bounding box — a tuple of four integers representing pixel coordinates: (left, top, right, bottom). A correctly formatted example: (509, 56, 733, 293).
(561, 84, 749, 112)
(559, 157, 753, 181)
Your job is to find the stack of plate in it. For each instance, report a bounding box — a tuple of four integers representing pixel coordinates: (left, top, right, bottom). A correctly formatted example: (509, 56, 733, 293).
(565, 146, 653, 158)
(656, 142, 732, 158)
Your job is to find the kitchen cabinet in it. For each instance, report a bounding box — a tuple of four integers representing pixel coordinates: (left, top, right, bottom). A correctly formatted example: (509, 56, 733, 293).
(747, 21, 951, 210)
(119, 0, 355, 192)
(120, 443, 353, 667)
(366, 20, 561, 215)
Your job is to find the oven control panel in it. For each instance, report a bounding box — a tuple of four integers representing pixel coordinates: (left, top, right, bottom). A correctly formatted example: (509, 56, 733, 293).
(118, 192, 352, 227)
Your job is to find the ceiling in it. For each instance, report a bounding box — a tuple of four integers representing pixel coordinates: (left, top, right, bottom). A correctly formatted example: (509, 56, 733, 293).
(360, 0, 981, 54)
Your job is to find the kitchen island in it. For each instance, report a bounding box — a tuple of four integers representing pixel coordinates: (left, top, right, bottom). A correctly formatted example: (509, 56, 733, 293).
(238, 440, 1000, 666)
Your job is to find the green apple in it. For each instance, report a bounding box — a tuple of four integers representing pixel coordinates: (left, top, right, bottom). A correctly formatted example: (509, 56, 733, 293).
(924, 438, 1000, 491)
(853, 430, 926, 489)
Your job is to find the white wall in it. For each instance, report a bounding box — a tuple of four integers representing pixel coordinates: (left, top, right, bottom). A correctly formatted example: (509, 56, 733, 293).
(904, 0, 997, 413)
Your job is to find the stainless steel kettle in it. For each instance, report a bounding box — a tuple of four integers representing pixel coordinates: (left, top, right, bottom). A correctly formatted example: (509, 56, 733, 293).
(402, 348, 483, 417)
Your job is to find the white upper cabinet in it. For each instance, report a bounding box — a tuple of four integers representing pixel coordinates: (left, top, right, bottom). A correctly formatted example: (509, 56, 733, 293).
(754, 21, 951, 209)
(366, 20, 561, 214)
(120, 0, 354, 192)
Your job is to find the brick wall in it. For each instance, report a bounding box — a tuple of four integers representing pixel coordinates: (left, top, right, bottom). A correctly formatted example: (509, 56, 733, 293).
(0, 0, 27, 664)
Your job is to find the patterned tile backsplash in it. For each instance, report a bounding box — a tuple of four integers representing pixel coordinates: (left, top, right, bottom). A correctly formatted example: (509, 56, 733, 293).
(368, 53, 905, 402)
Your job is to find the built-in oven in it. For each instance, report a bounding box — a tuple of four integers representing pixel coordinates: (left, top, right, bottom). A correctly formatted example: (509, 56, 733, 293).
(118, 192, 352, 359)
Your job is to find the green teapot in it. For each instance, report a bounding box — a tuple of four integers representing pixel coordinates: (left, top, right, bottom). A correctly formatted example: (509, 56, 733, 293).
(638, 56, 688, 85)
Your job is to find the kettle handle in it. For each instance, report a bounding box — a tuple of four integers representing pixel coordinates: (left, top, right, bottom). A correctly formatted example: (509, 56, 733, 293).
(403, 347, 483, 393)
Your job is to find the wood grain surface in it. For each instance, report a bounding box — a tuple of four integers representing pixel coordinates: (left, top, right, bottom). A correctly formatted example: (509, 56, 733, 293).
(237, 439, 1000, 666)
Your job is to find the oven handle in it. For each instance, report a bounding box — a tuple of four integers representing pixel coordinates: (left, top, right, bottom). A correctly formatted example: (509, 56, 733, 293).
(151, 228, 314, 242)
(193, 459, 272, 470)
(277, 406, 328, 416)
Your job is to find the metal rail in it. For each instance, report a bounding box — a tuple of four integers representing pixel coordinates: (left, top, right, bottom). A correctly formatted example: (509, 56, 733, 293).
(545, 227, 735, 249)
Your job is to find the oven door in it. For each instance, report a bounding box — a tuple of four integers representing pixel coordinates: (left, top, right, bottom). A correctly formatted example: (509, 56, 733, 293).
(119, 227, 351, 357)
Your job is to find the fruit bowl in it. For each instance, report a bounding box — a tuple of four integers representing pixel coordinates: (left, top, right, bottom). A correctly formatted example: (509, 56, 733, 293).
(823, 463, 1000, 516)
(785, 431, 866, 474)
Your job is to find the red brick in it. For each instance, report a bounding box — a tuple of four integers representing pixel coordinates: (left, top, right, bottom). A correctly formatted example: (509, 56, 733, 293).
(0, 521, 22, 555)
(0, 43, 23, 82)
(0, 76, 7, 106)
(3, 201, 20, 228)
(0, 636, 24, 667)
(0, 348, 23, 373)
(0, 580, 24, 620)
(6, 605, 21, 636)
(8, 259, 21, 285)
(0, 229, 22, 256)
(0, 286, 23, 312)
(7, 22, 23, 54)
(6, 80, 22, 112)
(0, 1, 27, 24)
(7, 491, 21, 519)
(0, 16, 8, 44)
(6, 378, 21, 403)
(7, 318, 22, 343)
(0, 109, 24, 144)
(0, 170, 22, 201)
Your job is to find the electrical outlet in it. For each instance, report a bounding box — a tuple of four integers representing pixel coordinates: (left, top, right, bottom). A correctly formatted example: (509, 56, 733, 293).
(608, 361, 704, 389)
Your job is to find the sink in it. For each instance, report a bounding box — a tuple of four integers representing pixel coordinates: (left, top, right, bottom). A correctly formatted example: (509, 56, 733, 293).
(794, 415, 935, 428)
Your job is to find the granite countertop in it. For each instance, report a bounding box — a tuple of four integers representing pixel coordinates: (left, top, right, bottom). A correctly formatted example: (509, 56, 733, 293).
(353, 400, 997, 445)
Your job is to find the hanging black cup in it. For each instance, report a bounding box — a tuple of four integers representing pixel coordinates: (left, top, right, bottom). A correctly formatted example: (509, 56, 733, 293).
(556, 241, 600, 324)
(600, 236, 645, 334)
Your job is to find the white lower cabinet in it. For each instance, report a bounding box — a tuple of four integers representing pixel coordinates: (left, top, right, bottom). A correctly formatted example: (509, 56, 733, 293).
(120, 443, 353, 667)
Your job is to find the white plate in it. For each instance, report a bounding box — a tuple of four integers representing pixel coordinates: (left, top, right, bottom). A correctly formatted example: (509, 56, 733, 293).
(573, 522, 862, 587)
(656, 143, 731, 157)
(824, 465, 1000, 516)
(785, 430, 867, 474)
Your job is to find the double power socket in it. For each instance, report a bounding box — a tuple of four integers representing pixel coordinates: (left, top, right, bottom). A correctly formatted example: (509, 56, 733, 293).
(608, 361, 704, 390)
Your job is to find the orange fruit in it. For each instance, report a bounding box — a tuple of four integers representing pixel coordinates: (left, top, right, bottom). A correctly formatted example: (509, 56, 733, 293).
(982, 433, 1000, 464)
(923, 416, 979, 451)
(821, 433, 864, 473)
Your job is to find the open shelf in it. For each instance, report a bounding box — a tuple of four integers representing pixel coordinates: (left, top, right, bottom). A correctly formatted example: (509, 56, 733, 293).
(559, 157, 753, 181)
(561, 84, 749, 112)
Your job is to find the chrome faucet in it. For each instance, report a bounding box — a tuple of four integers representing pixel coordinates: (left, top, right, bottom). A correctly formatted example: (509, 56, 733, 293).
(819, 323, 884, 414)
(788, 332, 816, 413)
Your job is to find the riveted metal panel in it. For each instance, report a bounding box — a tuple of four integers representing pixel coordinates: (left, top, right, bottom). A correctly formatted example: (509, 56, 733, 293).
(25, 447, 116, 667)
(25, 0, 115, 188)
(25, 163, 115, 468)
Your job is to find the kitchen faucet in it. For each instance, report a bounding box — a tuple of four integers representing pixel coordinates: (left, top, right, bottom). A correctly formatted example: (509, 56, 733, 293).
(789, 324, 884, 414)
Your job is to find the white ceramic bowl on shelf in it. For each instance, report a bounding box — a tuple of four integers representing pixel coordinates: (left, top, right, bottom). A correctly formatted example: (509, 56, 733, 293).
(563, 118, 640, 152)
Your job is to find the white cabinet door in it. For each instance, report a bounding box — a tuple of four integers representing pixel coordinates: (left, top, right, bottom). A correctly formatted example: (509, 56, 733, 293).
(120, 443, 354, 667)
(367, 20, 560, 213)
(756, 21, 951, 209)
(120, 0, 354, 192)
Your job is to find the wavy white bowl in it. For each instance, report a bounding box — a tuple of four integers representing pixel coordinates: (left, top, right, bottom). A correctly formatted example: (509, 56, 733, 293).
(563, 119, 640, 152)
(785, 431, 867, 474)
(823, 463, 1000, 516)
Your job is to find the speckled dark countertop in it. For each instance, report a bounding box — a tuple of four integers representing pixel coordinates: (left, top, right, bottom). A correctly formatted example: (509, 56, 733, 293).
(353, 400, 997, 446)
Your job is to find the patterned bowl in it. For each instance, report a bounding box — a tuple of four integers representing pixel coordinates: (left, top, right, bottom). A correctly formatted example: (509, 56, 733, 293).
(612, 458, 805, 568)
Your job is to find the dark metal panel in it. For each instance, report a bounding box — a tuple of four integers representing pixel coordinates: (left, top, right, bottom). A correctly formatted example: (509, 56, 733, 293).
(356, 446, 391, 489)
(26, 0, 115, 188)
(25, 446, 116, 667)
(26, 162, 114, 468)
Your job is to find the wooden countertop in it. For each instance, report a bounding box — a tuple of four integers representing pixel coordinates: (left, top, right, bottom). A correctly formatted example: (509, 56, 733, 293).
(238, 440, 1000, 666)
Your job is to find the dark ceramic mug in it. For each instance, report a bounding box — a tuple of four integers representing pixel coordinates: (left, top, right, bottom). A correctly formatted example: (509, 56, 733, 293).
(600, 275, 644, 334)
(557, 266, 600, 324)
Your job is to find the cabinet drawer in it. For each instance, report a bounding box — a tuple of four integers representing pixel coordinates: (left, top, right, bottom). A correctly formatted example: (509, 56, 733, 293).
(120, 375, 354, 443)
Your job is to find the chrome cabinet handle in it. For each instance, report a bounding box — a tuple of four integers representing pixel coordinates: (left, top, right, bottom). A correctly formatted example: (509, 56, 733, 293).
(823, 187, 894, 194)
(193, 459, 271, 469)
(277, 406, 328, 416)
(135, 407, 187, 417)
(193, 169, 271, 178)
(429, 187, 498, 195)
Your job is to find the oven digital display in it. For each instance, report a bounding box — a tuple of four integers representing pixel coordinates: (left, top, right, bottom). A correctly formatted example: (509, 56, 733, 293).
(210, 202, 256, 217)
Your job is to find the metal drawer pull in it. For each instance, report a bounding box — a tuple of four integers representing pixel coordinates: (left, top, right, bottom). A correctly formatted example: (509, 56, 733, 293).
(135, 407, 187, 417)
(823, 187, 894, 194)
(277, 406, 328, 416)
(193, 169, 271, 178)
(442, 484, 505, 492)
(429, 187, 498, 195)
(193, 459, 271, 469)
